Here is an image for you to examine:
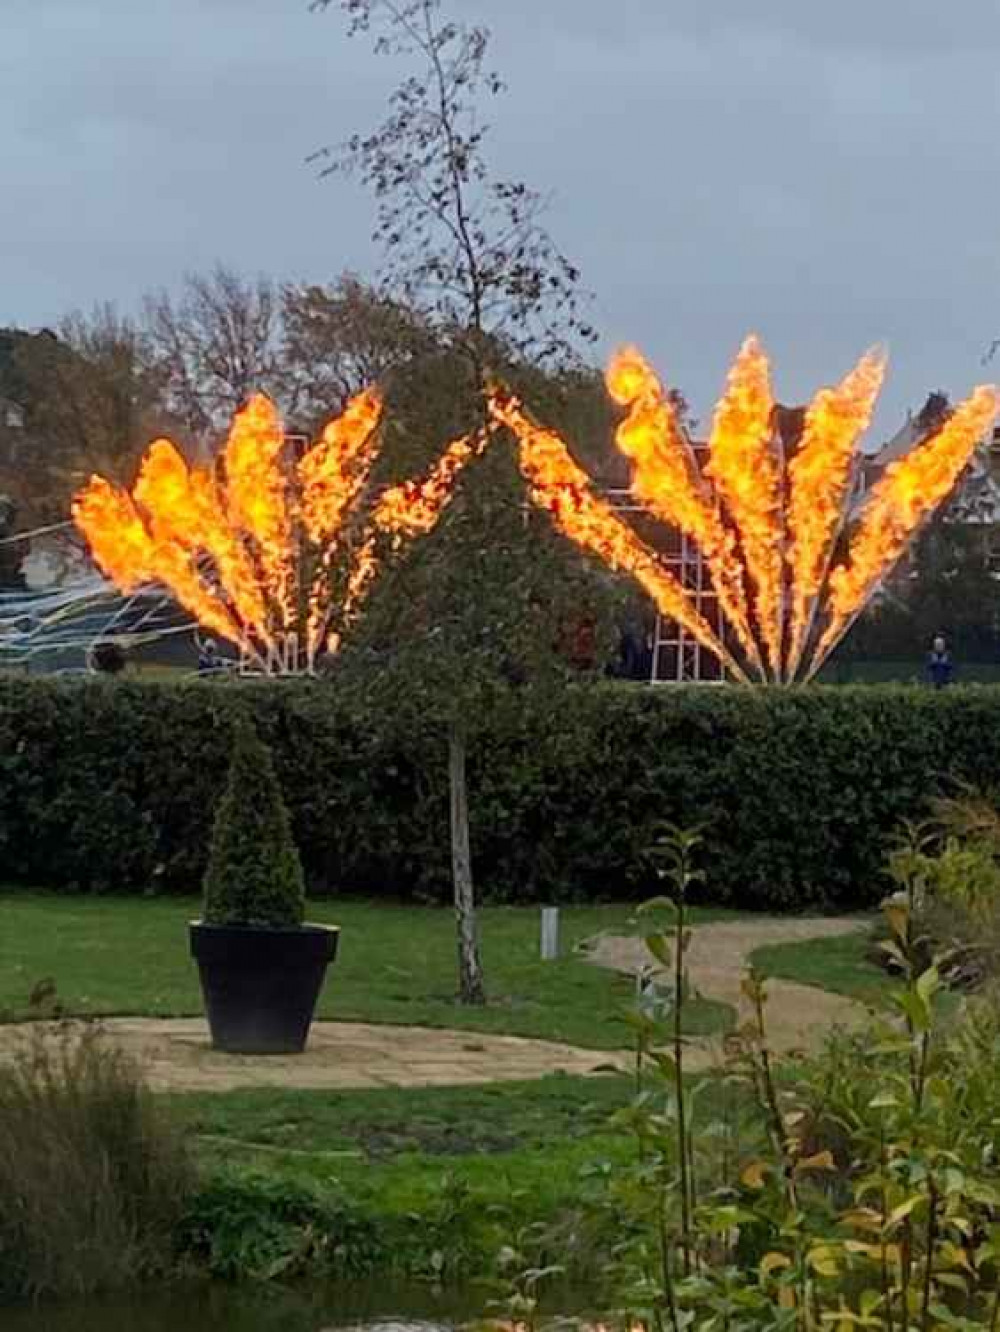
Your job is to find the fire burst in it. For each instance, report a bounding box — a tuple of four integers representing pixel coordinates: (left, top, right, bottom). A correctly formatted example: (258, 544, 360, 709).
(73, 341, 998, 686)
(493, 340, 998, 684)
(73, 392, 477, 673)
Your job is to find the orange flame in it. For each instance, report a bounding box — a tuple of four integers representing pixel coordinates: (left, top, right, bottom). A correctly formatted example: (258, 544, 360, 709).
(489, 390, 750, 684)
(297, 388, 383, 661)
(373, 432, 488, 543)
(298, 388, 383, 544)
(133, 440, 270, 644)
(330, 429, 491, 649)
(223, 395, 294, 633)
(607, 346, 762, 674)
(73, 391, 470, 673)
(784, 349, 886, 680)
(73, 475, 246, 651)
(73, 478, 155, 593)
(812, 385, 999, 672)
(705, 336, 784, 676)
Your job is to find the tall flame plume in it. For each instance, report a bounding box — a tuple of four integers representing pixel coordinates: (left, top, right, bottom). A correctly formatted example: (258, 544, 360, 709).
(606, 347, 763, 676)
(784, 349, 887, 680)
(496, 339, 997, 685)
(811, 386, 1000, 674)
(72, 339, 998, 686)
(73, 392, 479, 673)
(490, 390, 750, 684)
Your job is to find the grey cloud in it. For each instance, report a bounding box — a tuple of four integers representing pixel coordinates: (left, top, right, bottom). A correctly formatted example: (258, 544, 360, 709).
(2, 0, 1000, 438)
(488, 0, 1000, 59)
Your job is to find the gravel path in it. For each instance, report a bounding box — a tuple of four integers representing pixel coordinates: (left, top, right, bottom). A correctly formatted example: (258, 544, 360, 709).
(584, 916, 869, 1062)
(0, 1018, 630, 1093)
(0, 918, 869, 1090)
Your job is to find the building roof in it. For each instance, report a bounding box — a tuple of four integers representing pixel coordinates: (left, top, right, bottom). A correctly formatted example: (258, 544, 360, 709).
(853, 408, 1000, 525)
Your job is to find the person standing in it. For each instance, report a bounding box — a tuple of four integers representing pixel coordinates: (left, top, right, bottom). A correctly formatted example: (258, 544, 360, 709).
(926, 634, 954, 689)
(198, 638, 222, 675)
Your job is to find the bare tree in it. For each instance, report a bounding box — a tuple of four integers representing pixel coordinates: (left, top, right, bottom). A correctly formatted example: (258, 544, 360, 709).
(281, 275, 434, 429)
(312, 0, 596, 1005)
(143, 265, 283, 444)
(4, 308, 161, 524)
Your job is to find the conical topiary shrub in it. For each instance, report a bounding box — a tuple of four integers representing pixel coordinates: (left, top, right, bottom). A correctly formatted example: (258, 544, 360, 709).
(202, 719, 305, 929)
(192, 717, 337, 1053)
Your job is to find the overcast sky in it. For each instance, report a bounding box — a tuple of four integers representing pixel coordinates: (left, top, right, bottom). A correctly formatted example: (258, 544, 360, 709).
(3, 0, 1000, 439)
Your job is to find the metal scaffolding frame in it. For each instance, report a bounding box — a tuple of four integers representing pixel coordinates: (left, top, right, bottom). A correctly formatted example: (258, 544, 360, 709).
(605, 487, 727, 685)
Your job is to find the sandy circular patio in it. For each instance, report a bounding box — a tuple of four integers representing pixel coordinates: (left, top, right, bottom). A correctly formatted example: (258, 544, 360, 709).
(0, 916, 871, 1092)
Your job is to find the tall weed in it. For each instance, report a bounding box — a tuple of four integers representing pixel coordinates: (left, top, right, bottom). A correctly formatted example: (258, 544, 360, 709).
(0, 1022, 191, 1302)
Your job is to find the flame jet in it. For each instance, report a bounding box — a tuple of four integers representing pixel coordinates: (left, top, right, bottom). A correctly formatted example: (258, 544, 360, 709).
(784, 349, 886, 681)
(74, 391, 484, 673)
(810, 386, 1000, 676)
(607, 346, 763, 677)
(489, 389, 750, 684)
(704, 337, 784, 678)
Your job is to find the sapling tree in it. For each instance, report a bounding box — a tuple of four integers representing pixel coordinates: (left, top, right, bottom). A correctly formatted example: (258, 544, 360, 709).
(642, 825, 704, 1277)
(331, 348, 623, 1004)
(312, 0, 600, 1003)
(310, 0, 595, 375)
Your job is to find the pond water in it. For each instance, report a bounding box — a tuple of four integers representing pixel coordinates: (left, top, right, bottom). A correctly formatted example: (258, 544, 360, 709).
(2, 1280, 498, 1332)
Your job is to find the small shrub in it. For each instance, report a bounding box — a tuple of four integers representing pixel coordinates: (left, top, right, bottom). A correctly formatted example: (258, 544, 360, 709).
(178, 1168, 485, 1282)
(178, 1171, 374, 1281)
(876, 802, 1000, 988)
(202, 720, 306, 928)
(0, 1023, 191, 1302)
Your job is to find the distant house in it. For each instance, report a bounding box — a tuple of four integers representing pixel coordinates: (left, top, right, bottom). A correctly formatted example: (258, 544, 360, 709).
(857, 400, 1000, 581)
(19, 530, 87, 592)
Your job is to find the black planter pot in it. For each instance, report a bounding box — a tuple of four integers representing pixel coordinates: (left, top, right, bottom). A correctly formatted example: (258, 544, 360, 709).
(189, 922, 339, 1055)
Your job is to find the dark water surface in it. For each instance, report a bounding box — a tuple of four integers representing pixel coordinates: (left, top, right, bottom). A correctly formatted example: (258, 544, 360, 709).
(2, 1280, 494, 1332)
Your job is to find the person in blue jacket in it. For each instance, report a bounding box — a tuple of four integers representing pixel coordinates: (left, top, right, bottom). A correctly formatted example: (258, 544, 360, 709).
(198, 638, 223, 675)
(926, 634, 954, 689)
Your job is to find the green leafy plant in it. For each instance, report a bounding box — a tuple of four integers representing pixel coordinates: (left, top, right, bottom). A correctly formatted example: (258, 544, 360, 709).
(567, 824, 1000, 1331)
(179, 1164, 545, 1286)
(177, 1171, 375, 1282)
(877, 809, 1000, 990)
(202, 720, 305, 928)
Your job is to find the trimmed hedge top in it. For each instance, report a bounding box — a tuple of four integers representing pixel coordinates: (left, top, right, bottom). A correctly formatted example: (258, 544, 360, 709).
(2, 676, 998, 910)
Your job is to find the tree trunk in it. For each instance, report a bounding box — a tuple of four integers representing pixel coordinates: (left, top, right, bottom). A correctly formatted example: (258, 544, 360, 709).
(448, 719, 485, 1005)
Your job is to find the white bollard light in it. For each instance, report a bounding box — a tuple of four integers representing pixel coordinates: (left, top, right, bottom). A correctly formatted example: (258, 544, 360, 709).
(540, 907, 560, 960)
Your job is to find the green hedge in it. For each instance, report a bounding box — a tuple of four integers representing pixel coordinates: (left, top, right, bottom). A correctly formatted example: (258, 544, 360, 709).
(2, 677, 998, 910)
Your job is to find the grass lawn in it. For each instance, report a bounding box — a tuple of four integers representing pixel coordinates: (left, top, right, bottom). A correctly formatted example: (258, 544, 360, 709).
(172, 1075, 657, 1286)
(174, 1071, 636, 1162)
(174, 1074, 641, 1212)
(171, 1073, 738, 1256)
(0, 894, 732, 1047)
(171, 1073, 716, 1244)
(751, 925, 893, 1004)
